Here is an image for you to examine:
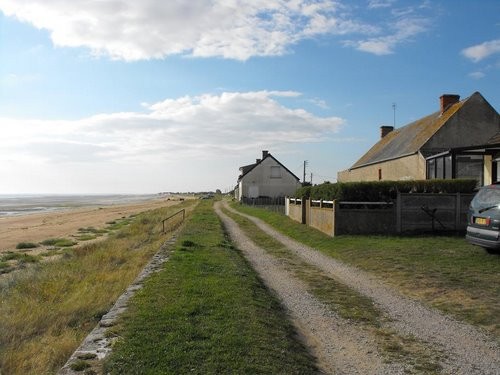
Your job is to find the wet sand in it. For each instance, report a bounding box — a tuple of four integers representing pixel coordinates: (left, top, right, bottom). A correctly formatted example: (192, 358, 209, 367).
(0, 197, 186, 253)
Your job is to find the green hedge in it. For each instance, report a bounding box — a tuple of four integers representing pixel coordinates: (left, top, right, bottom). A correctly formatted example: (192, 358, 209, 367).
(294, 179, 477, 201)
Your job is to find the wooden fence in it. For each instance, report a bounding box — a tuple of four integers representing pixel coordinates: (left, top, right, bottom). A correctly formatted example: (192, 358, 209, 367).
(285, 193, 474, 236)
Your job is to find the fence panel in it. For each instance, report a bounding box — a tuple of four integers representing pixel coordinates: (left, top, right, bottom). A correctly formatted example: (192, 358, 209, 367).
(241, 197, 285, 215)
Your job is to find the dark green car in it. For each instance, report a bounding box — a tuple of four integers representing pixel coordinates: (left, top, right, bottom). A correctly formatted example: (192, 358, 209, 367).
(466, 183, 500, 251)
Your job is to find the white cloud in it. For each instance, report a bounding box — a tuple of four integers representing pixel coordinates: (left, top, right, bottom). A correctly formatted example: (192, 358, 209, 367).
(0, 91, 343, 165)
(0, 0, 434, 60)
(368, 0, 396, 9)
(468, 71, 485, 79)
(0, 0, 368, 61)
(462, 39, 500, 62)
(346, 15, 430, 55)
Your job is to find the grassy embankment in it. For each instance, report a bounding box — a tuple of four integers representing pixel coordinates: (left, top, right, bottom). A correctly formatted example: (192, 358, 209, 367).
(230, 202, 500, 339)
(0, 200, 193, 375)
(221, 205, 442, 372)
(103, 200, 319, 374)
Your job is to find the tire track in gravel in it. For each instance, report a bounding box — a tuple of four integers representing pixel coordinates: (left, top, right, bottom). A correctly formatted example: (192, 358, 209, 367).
(222, 201, 500, 375)
(215, 201, 405, 375)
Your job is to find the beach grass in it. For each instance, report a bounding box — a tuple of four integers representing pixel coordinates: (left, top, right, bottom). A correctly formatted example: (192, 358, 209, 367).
(0, 200, 194, 375)
(15, 242, 39, 250)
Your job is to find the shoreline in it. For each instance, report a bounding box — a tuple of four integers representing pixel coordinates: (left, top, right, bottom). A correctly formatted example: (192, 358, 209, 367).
(0, 196, 186, 253)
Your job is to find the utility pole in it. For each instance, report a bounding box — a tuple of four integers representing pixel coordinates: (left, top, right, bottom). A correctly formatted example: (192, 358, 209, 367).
(303, 160, 308, 184)
(392, 103, 397, 128)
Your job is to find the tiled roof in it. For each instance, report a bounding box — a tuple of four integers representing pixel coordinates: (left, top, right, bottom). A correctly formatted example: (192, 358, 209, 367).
(350, 97, 466, 169)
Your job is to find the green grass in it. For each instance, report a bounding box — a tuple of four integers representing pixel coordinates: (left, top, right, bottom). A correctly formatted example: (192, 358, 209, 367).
(0, 200, 194, 375)
(0, 252, 40, 264)
(231, 202, 500, 339)
(222, 205, 442, 372)
(15, 242, 38, 250)
(40, 238, 78, 247)
(104, 201, 319, 374)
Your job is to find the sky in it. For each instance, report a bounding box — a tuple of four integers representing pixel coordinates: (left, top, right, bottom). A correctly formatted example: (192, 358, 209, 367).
(0, 0, 499, 194)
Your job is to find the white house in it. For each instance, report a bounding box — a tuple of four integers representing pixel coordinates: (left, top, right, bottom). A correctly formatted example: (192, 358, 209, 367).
(236, 151, 301, 201)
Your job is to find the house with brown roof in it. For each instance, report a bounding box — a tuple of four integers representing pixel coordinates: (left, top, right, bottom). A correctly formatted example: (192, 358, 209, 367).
(235, 151, 301, 201)
(337, 92, 500, 186)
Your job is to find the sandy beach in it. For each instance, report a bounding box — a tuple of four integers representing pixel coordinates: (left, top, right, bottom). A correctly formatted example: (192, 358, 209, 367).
(0, 197, 185, 253)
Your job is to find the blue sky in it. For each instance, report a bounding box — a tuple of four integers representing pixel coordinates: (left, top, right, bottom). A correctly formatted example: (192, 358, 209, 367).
(0, 0, 499, 194)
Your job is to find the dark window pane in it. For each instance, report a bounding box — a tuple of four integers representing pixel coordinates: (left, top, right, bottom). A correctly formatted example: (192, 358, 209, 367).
(436, 157, 444, 179)
(455, 154, 483, 185)
(427, 159, 435, 179)
(445, 155, 452, 179)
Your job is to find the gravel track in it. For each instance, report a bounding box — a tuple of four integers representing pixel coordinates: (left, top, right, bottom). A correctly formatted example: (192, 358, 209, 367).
(218, 201, 500, 375)
(215, 202, 404, 374)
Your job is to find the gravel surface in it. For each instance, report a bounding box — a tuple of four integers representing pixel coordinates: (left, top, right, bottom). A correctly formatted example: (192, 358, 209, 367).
(218, 201, 500, 375)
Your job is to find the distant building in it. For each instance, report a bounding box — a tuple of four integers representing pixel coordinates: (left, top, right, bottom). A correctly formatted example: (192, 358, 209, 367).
(338, 92, 500, 185)
(235, 151, 301, 201)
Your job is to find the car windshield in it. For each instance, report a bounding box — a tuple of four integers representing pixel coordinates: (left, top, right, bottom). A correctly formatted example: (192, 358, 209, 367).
(470, 187, 500, 211)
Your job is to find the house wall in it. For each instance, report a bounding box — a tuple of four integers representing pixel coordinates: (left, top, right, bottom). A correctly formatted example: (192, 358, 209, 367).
(337, 154, 426, 182)
(424, 93, 500, 151)
(239, 157, 301, 199)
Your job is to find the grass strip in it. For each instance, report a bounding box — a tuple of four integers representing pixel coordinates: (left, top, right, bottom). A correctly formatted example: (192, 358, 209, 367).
(0, 201, 193, 375)
(231, 202, 500, 339)
(103, 201, 319, 374)
(222, 205, 442, 373)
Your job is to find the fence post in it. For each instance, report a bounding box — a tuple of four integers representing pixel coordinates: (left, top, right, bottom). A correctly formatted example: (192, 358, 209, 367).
(332, 199, 337, 237)
(396, 192, 402, 233)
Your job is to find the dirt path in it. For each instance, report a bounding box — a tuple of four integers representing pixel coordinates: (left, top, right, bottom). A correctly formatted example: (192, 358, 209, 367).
(216, 201, 500, 374)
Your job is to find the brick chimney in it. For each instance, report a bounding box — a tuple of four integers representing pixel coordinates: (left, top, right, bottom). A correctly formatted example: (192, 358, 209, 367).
(380, 125, 394, 139)
(440, 94, 460, 114)
(262, 150, 269, 159)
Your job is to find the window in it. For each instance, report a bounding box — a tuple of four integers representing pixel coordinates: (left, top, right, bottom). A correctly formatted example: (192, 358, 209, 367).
(427, 154, 453, 179)
(378, 168, 382, 181)
(270, 166, 281, 178)
(456, 154, 483, 185)
(427, 159, 436, 179)
(445, 155, 452, 179)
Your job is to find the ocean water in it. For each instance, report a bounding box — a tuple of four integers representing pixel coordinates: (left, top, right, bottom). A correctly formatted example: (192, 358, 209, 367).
(0, 194, 163, 217)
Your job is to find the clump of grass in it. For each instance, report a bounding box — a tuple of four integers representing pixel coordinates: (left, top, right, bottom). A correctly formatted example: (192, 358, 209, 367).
(15, 242, 39, 250)
(70, 359, 91, 371)
(74, 234, 98, 241)
(41, 238, 77, 247)
(1, 252, 39, 264)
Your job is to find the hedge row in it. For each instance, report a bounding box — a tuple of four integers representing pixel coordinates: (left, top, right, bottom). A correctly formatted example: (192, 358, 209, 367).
(294, 179, 478, 201)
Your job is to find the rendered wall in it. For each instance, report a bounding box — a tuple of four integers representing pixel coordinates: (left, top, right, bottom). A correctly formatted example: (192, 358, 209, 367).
(240, 157, 301, 199)
(337, 154, 425, 182)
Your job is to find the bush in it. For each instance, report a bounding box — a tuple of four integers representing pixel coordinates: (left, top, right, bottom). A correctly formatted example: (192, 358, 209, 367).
(294, 179, 477, 201)
(41, 238, 77, 247)
(16, 242, 38, 250)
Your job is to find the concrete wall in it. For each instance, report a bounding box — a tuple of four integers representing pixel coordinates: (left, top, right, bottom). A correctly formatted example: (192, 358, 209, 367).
(286, 193, 474, 236)
(240, 157, 301, 199)
(287, 198, 304, 224)
(309, 201, 334, 236)
(337, 154, 426, 182)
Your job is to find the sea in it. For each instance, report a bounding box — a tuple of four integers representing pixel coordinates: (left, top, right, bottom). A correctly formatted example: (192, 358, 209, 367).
(0, 194, 164, 217)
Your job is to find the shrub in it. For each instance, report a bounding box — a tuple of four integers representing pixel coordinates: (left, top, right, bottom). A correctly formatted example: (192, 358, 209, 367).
(294, 179, 477, 201)
(15, 242, 39, 250)
(41, 238, 77, 247)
